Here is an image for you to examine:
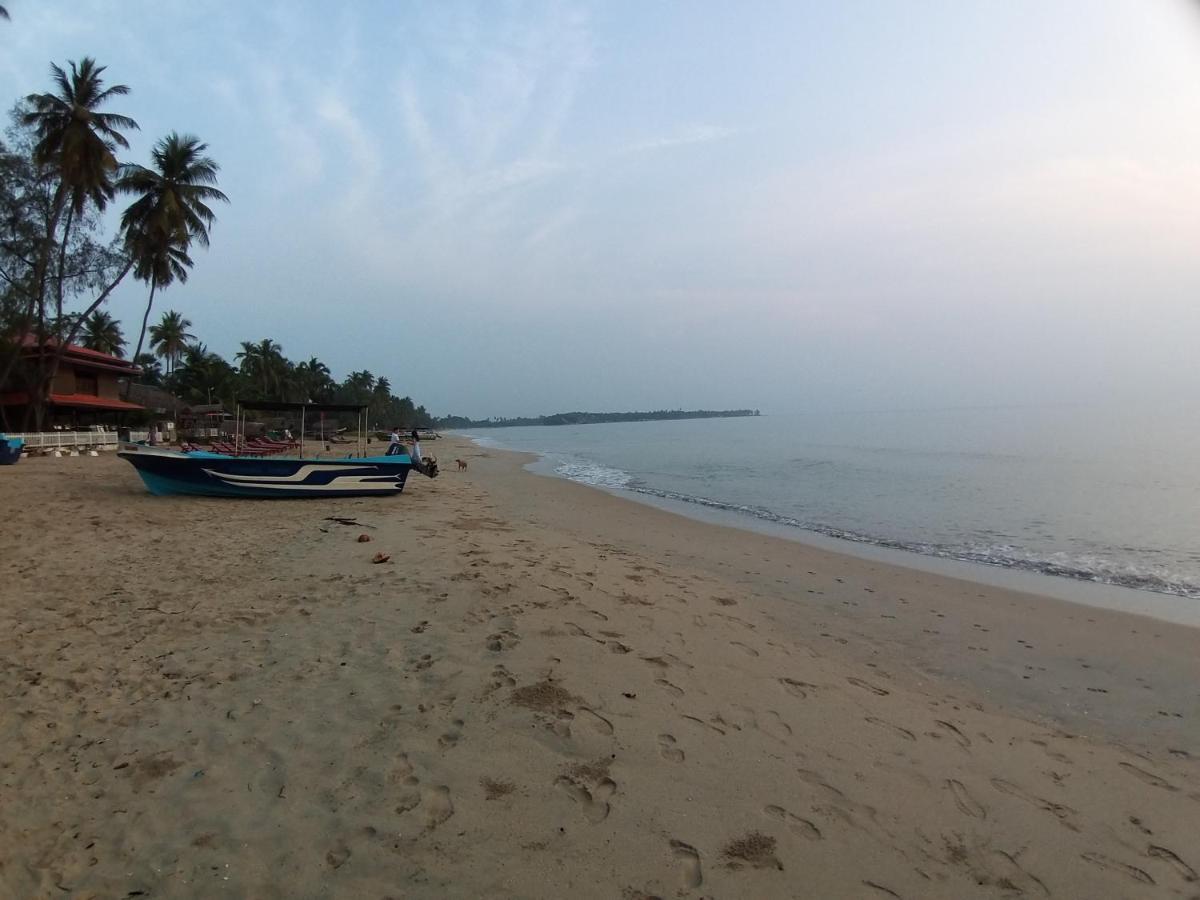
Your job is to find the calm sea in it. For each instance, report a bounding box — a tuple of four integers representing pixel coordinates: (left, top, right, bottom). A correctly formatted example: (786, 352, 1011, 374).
(460, 404, 1200, 604)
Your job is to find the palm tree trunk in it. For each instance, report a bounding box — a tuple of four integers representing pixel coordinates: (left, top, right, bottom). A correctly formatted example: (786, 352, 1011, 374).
(125, 280, 158, 400)
(29, 183, 68, 432)
(42, 254, 136, 414)
(0, 291, 37, 417)
(54, 203, 76, 322)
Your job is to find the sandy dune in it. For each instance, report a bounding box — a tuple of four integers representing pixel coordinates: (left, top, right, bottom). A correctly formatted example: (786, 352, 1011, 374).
(1, 438, 1197, 898)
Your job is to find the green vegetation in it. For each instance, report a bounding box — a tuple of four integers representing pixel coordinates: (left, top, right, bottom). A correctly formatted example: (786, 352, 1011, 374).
(0, 56, 221, 430)
(0, 56, 435, 432)
(437, 409, 760, 429)
(146, 317, 434, 429)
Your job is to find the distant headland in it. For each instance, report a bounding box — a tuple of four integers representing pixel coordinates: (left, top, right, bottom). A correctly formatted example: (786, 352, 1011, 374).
(437, 409, 760, 429)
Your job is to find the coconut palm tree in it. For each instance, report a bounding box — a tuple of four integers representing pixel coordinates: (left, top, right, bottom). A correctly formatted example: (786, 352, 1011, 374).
(294, 356, 334, 402)
(81, 310, 125, 357)
(117, 132, 227, 389)
(122, 232, 192, 394)
(18, 57, 138, 427)
(23, 58, 138, 316)
(236, 338, 286, 398)
(170, 342, 238, 405)
(118, 133, 226, 251)
(148, 309, 194, 374)
(133, 352, 162, 386)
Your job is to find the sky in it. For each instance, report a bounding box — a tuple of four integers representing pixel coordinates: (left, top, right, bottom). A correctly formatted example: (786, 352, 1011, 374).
(3, 0, 1200, 418)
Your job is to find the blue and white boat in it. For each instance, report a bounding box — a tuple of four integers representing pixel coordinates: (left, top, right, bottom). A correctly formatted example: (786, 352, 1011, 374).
(118, 400, 436, 498)
(118, 444, 420, 497)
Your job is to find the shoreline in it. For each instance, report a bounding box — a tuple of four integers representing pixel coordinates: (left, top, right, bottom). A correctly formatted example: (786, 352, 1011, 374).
(2, 442, 1197, 898)
(464, 430, 1200, 627)
(461, 437, 1200, 750)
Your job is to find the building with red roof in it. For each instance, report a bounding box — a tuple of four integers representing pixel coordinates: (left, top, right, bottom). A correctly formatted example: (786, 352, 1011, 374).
(1, 335, 144, 428)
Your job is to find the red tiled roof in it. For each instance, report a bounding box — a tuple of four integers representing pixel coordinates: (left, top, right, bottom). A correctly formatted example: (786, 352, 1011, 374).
(14, 334, 141, 372)
(0, 391, 144, 411)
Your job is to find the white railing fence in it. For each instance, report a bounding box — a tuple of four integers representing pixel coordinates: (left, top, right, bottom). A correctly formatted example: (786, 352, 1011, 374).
(5, 431, 122, 452)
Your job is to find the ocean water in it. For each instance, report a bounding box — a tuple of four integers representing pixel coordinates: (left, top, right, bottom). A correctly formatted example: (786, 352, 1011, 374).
(461, 404, 1200, 602)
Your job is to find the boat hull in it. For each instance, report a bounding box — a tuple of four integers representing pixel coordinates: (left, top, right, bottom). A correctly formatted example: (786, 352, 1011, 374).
(118, 445, 413, 498)
(0, 437, 22, 465)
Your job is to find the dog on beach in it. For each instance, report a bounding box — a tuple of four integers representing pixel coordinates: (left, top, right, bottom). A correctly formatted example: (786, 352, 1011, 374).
(455, 458, 468, 471)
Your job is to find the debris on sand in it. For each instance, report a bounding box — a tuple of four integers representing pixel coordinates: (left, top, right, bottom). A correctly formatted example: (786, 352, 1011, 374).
(722, 831, 781, 870)
(510, 680, 578, 711)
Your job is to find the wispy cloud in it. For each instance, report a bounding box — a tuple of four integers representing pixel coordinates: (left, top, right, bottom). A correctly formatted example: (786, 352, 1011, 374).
(620, 124, 736, 155)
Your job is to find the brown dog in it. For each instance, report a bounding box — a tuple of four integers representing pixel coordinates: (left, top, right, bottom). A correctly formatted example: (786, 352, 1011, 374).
(455, 458, 468, 471)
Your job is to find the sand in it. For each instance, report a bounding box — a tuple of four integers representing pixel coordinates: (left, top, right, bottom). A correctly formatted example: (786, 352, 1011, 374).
(1, 436, 1198, 899)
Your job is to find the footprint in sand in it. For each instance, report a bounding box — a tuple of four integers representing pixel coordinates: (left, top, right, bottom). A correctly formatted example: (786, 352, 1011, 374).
(946, 779, 987, 819)
(655, 678, 685, 698)
(1080, 851, 1155, 885)
(438, 719, 465, 749)
(731, 641, 760, 657)
(778, 677, 813, 699)
(1147, 845, 1198, 883)
(390, 752, 420, 787)
(556, 776, 616, 823)
(490, 665, 517, 689)
(682, 714, 726, 736)
(764, 804, 821, 840)
(1117, 761, 1178, 792)
(670, 840, 703, 889)
(846, 676, 889, 696)
(577, 708, 614, 735)
(325, 843, 352, 869)
(422, 785, 455, 829)
(486, 630, 520, 652)
(658, 734, 685, 762)
(864, 716, 916, 741)
(759, 710, 793, 741)
(990, 778, 1077, 828)
(933, 720, 971, 749)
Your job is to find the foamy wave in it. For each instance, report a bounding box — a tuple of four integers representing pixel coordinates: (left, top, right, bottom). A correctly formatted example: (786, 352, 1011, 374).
(554, 460, 634, 489)
(607, 483, 1200, 600)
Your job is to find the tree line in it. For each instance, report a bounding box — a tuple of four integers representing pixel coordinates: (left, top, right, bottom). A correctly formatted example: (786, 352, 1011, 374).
(0, 56, 433, 432)
(438, 409, 761, 429)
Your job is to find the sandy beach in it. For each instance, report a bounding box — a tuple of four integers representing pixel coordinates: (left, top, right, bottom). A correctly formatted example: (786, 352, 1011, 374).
(1, 436, 1198, 899)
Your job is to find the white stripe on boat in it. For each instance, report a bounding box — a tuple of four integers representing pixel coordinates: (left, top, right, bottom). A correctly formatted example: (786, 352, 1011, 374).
(201, 464, 370, 483)
(205, 474, 402, 492)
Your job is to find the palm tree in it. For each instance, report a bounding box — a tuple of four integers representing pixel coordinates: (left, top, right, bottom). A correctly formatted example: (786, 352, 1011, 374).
(1, 7, 10, 21)
(148, 309, 194, 374)
(23, 58, 138, 316)
(236, 338, 286, 398)
(81, 310, 125, 357)
(18, 57, 138, 428)
(133, 352, 162, 386)
(117, 132, 227, 389)
(122, 232, 192, 395)
(170, 342, 237, 405)
(294, 356, 334, 402)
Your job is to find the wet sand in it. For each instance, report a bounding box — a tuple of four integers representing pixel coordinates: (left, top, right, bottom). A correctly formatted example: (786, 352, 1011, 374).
(1, 438, 1197, 898)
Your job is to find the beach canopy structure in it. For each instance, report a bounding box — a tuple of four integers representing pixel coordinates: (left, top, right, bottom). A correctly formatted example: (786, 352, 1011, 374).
(234, 399, 370, 457)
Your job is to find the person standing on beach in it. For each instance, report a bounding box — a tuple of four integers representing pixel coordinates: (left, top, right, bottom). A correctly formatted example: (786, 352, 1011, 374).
(387, 427, 402, 456)
(409, 429, 424, 467)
